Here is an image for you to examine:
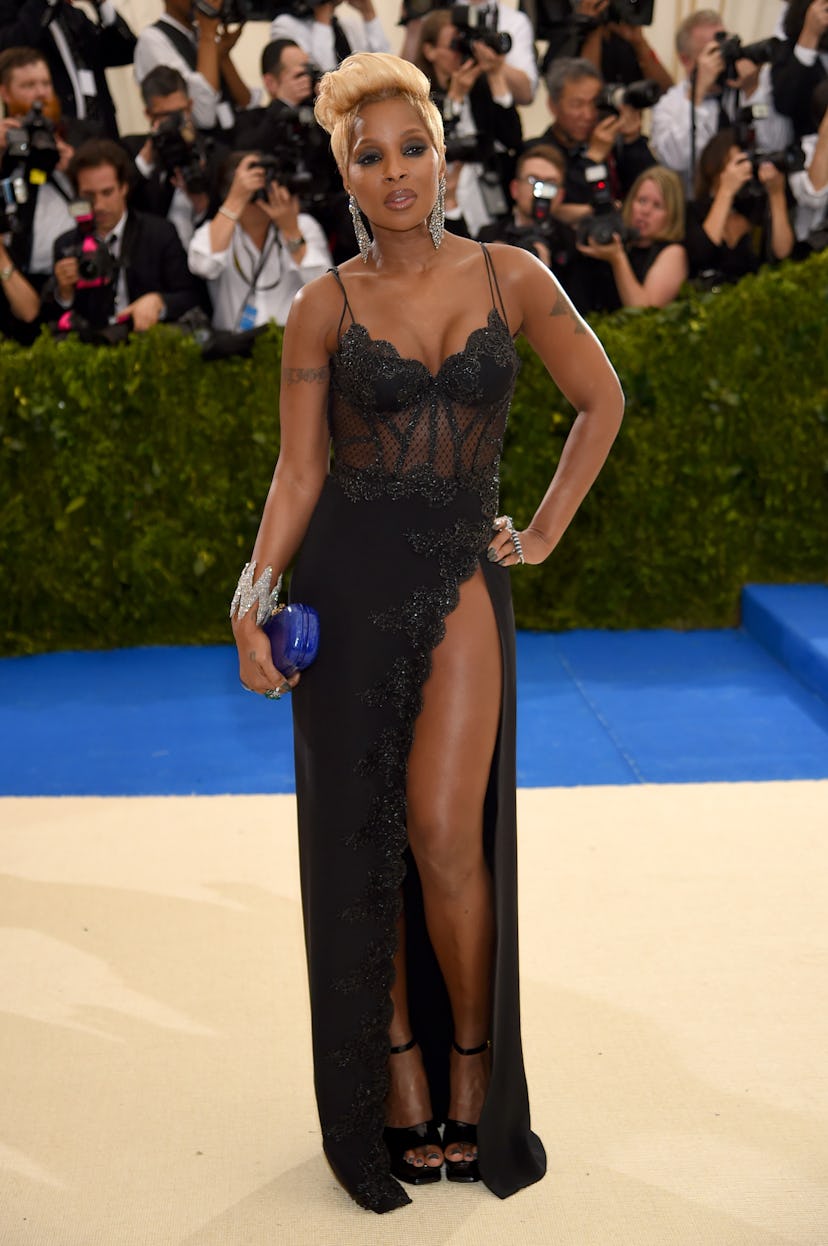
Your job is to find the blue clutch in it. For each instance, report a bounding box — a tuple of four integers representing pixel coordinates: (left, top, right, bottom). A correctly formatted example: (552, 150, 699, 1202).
(262, 602, 320, 680)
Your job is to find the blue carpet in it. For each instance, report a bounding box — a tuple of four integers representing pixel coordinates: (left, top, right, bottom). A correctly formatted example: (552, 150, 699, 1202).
(2, 597, 827, 796)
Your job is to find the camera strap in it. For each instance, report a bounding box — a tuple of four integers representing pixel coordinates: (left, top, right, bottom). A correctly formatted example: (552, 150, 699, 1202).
(232, 227, 283, 330)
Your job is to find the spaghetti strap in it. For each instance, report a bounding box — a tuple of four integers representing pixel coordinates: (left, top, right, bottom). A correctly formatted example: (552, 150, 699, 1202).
(329, 266, 356, 343)
(480, 242, 509, 326)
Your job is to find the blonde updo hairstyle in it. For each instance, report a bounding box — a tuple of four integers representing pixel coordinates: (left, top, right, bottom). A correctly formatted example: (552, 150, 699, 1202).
(314, 52, 445, 175)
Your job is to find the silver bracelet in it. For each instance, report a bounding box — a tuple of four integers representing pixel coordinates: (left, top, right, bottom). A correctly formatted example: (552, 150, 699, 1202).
(229, 561, 282, 625)
(503, 515, 525, 565)
(218, 205, 239, 224)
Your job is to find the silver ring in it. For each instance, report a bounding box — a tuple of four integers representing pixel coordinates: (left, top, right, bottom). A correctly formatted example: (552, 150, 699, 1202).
(511, 530, 525, 565)
(502, 515, 515, 534)
(264, 687, 284, 700)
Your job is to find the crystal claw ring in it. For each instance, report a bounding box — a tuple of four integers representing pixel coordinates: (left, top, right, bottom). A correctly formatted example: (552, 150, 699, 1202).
(265, 686, 284, 700)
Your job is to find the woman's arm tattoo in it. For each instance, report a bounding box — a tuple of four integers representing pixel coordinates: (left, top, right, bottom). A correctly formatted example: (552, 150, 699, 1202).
(283, 366, 329, 384)
(549, 291, 587, 334)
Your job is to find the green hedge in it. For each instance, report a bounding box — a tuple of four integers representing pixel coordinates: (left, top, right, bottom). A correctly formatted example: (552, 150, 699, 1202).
(2, 252, 827, 656)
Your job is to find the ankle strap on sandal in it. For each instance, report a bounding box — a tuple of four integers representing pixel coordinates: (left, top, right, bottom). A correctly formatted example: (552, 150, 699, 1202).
(452, 1039, 490, 1056)
(389, 1037, 417, 1055)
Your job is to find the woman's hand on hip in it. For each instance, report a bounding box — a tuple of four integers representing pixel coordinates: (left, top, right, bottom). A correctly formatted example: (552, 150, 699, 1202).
(486, 516, 548, 567)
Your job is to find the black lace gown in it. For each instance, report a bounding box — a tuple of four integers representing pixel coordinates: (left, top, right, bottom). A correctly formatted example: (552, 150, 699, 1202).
(289, 244, 547, 1212)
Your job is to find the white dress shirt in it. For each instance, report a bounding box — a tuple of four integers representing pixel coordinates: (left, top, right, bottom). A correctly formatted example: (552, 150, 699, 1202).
(268, 8, 390, 73)
(651, 66, 794, 194)
(188, 213, 332, 331)
(789, 132, 828, 240)
(445, 95, 495, 238)
(30, 175, 75, 277)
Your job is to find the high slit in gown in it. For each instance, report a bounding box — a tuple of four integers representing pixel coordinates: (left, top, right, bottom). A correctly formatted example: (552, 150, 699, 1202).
(289, 242, 547, 1212)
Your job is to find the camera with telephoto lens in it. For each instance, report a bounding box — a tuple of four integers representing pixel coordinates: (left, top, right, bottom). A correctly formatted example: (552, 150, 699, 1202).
(152, 111, 214, 195)
(450, 4, 512, 59)
(251, 151, 314, 203)
(60, 201, 119, 287)
(595, 78, 661, 119)
(731, 104, 805, 212)
(51, 200, 120, 332)
(713, 31, 777, 86)
(1, 99, 60, 185)
(264, 88, 333, 205)
(0, 101, 61, 236)
(575, 162, 638, 245)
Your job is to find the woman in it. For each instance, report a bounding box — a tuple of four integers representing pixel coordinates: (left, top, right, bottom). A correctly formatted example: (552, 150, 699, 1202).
(230, 52, 624, 1214)
(576, 165, 689, 309)
(187, 151, 332, 331)
(415, 9, 522, 237)
(685, 128, 795, 284)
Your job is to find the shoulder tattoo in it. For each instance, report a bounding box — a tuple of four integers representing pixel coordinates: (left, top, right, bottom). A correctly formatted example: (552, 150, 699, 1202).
(549, 291, 587, 334)
(283, 365, 329, 384)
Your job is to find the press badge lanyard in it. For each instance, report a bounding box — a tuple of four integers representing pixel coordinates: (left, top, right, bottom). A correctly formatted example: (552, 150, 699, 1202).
(232, 227, 281, 332)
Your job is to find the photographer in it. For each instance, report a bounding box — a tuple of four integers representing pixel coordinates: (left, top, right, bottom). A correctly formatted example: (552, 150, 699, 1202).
(651, 9, 792, 195)
(685, 126, 794, 284)
(134, 0, 261, 136)
(479, 144, 577, 272)
(528, 58, 655, 222)
(0, 47, 75, 287)
(44, 138, 201, 331)
(0, 0, 136, 140)
(404, 0, 537, 105)
(187, 150, 332, 330)
(269, 0, 390, 74)
(539, 0, 672, 94)
(416, 7, 522, 237)
(772, 0, 828, 138)
(575, 164, 687, 308)
(124, 66, 227, 249)
(0, 235, 39, 340)
(234, 40, 355, 261)
(234, 38, 313, 148)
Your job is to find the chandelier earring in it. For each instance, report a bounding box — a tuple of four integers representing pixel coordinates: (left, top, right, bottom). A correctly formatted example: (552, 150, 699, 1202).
(349, 193, 372, 263)
(427, 175, 446, 250)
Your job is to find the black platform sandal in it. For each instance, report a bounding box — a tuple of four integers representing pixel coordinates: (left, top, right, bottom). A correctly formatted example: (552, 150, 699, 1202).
(443, 1039, 490, 1184)
(383, 1038, 443, 1185)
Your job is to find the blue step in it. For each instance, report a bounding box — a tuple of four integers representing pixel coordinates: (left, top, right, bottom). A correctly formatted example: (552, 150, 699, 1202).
(742, 583, 828, 704)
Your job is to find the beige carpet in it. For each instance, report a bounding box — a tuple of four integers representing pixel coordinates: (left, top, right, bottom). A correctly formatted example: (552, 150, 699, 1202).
(1, 783, 827, 1246)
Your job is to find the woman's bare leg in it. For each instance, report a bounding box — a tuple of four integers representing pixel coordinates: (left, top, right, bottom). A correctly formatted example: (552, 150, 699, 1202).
(385, 913, 443, 1169)
(404, 566, 501, 1163)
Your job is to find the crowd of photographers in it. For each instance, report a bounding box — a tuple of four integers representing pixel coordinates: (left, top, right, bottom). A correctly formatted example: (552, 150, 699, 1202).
(1, 0, 827, 348)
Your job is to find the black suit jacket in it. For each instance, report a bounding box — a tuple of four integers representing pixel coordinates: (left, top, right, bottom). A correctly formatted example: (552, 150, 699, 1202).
(45, 209, 201, 324)
(0, 0, 136, 139)
(771, 41, 827, 138)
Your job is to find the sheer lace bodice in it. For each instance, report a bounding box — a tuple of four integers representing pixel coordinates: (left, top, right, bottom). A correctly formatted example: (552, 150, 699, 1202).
(327, 247, 520, 515)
